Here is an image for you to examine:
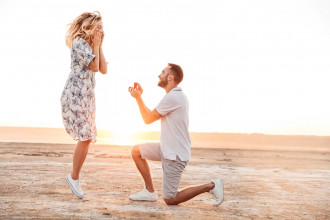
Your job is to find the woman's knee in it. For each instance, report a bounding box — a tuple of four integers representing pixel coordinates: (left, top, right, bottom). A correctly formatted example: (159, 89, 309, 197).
(78, 140, 91, 146)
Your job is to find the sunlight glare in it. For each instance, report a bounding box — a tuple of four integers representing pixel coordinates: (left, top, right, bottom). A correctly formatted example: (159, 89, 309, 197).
(105, 128, 138, 146)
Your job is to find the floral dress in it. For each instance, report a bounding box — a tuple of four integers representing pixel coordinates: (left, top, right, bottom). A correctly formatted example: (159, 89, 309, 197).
(61, 37, 97, 143)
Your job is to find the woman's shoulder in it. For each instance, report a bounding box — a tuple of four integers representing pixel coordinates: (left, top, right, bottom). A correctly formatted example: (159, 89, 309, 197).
(73, 37, 91, 49)
(73, 37, 84, 44)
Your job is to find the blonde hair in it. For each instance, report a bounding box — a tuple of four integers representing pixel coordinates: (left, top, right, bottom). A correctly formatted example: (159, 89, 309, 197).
(65, 11, 102, 48)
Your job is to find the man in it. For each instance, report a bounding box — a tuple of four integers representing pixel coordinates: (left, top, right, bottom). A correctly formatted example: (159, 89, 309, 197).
(128, 63, 223, 206)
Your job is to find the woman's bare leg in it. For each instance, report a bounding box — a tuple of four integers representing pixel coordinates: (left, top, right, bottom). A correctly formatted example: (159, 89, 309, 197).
(71, 140, 91, 180)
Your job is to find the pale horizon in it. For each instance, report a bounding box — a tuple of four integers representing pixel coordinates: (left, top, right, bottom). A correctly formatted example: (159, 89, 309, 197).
(1, 127, 329, 151)
(1, 126, 329, 137)
(0, 0, 330, 136)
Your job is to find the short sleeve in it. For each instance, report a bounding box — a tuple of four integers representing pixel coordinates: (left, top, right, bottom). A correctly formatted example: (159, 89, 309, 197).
(156, 94, 181, 116)
(72, 38, 95, 66)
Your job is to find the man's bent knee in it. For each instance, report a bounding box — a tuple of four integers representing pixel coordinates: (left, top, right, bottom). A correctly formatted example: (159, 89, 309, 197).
(131, 145, 141, 160)
(163, 198, 178, 206)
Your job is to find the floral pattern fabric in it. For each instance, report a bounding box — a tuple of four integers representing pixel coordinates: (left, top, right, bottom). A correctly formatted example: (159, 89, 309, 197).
(61, 37, 97, 143)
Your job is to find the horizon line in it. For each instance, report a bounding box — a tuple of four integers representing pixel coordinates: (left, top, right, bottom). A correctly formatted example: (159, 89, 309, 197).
(0, 126, 329, 138)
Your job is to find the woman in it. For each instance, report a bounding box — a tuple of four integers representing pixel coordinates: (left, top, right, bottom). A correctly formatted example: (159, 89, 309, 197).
(61, 11, 107, 199)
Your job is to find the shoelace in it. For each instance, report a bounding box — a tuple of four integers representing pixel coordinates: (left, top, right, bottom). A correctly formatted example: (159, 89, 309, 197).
(74, 181, 82, 192)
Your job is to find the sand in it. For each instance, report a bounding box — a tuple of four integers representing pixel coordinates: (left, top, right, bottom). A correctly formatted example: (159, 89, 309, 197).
(0, 141, 329, 219)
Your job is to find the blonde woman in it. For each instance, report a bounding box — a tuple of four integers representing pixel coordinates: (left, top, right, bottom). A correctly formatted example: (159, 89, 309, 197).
(61, 11, 107, 199)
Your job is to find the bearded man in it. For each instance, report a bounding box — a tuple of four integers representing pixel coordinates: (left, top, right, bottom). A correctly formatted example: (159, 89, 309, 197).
(128, 63, 224, 206)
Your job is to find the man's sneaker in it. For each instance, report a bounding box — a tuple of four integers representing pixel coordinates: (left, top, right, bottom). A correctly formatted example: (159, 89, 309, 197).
(65, 174, 84, 199)
(129, 188, 158, 201)
(209, 179, 224, 206)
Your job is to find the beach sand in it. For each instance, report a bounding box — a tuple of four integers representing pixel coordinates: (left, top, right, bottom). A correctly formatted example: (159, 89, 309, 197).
(0, 140, 329, 219)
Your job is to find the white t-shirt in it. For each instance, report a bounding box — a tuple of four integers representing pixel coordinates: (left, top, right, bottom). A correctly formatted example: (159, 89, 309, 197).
(155, 87, 191, 161)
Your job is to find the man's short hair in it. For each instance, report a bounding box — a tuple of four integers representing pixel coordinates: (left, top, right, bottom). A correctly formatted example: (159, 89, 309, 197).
(168, 63, 183, 84)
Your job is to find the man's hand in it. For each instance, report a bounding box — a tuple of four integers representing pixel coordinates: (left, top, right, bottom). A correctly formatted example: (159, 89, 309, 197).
(129, 82, 143, 98)
(128, 87, 140, 99)
(135, 82, 143, 95)
(128, 82, 162, 124)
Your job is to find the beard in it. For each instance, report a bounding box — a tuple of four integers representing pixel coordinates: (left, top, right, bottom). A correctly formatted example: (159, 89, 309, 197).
(158, 78, 168, 88)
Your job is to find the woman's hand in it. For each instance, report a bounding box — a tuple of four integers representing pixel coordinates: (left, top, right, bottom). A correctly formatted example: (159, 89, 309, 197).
(91, 30, 102, 48)
(101, 32, 104, 47)
(98, 29, 107, 74)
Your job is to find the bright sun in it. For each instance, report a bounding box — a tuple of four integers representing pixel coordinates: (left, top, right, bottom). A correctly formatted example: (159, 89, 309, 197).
(112, 129, 138, 146)
(98, 128, 139, 146)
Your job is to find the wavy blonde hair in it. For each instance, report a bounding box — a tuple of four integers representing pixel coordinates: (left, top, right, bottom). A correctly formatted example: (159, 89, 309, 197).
(65, 11, 102, 48)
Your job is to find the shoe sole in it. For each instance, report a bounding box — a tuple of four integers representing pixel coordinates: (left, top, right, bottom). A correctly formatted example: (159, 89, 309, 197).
(213, 179, 224, 206)
(129, 197, 157, 202)
(65, 176, 83, 199)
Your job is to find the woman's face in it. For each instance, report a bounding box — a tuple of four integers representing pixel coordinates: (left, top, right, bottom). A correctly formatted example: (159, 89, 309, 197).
(94, 21, 103, 34)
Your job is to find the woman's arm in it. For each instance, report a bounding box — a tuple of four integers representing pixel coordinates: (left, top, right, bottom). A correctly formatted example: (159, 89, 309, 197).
(99, 47, 107, 74)
(88, 45, 100, 72)
(99, 32, 107, 74)
(88, 30, 102, 72)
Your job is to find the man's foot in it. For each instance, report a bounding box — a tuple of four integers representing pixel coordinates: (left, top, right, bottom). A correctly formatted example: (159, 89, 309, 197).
(209, 179, 224, 206)
(129, 188, 158, 201)
(65, 174, 84, 199)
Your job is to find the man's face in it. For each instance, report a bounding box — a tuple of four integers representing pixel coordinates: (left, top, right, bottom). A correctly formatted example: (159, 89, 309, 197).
(158, 66, 171, 88)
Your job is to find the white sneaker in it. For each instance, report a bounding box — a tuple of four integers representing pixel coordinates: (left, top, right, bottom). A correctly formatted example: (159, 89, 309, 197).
(65, 174, 84, 199)
(209, 179, 224, 206)
(129, 188, 158, 201)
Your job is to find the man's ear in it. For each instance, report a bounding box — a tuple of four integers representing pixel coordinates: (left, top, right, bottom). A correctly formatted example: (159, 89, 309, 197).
(167, 74, 174, 81)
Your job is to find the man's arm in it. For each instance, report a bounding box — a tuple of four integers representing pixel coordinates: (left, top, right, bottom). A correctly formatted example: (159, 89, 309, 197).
(135, 96, 162, 124)
(128, 83, 162, 124)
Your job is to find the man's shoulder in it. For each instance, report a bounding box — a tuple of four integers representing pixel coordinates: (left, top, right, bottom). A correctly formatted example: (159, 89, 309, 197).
(164, 90, 184, 102)
(159, 88, 188, 106)
(169, 88, 187, 97)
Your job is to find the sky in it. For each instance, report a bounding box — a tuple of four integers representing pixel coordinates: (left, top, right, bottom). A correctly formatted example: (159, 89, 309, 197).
(0, 0, 329, 136)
